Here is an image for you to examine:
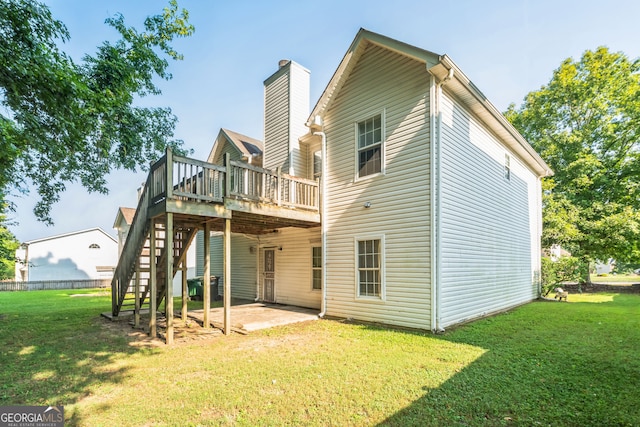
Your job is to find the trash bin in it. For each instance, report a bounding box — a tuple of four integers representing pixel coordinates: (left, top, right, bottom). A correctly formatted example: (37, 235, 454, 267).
(187, 278, 203, 300)
(210, 276, 222, 302)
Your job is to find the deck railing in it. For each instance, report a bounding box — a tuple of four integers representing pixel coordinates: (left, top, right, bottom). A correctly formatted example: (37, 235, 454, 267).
(150, 149, 320, 211)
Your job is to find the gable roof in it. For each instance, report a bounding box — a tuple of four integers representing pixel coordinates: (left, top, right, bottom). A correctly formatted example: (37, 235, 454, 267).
(307, 28, 552, 178)
(207, 128, 263, 164)
(113, 207, 136, 228)
(22, 227, 117, 245)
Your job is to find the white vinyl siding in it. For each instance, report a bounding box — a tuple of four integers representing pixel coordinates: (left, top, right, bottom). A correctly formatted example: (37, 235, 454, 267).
(323, 43, 432, 330)
(263, 61, 310, 176)
(211, 141, 243, 164)
(438, 92, 539, 327)
(289, 63, 310, 176)
(258, 228, 321, 309)
(196, 232, 256, 300)
(264, 70, 290, 171)
(20, 229, 118, 281)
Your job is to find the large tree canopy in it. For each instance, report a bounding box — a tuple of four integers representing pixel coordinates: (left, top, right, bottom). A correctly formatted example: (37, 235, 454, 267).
(0, 0, 194, 223)
(506, 47, 640, 270)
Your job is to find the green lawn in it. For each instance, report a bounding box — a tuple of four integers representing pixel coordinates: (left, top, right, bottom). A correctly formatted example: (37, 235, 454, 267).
(0, 290, 638, 426)
(591, 274, 640, 283)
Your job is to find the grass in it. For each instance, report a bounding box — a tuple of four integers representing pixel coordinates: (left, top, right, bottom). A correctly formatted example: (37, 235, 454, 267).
(0, 289, 638, 426)
(591, 274, 640, 283)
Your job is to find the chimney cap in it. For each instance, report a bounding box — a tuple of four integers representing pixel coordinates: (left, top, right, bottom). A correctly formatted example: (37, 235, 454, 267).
(278, 59, 290, 68)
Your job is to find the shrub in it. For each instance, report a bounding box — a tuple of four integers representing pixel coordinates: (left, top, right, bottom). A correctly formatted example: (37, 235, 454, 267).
(541, 256, 583, 296)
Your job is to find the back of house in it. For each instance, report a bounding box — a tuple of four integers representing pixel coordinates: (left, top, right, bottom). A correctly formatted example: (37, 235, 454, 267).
(197, 29, 551, 331)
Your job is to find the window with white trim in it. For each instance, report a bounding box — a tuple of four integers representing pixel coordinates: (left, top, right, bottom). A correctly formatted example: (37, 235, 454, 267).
(311, 246, 322, 290)
(504, 153, 511, 181)
(357, 238, 382, 297)
(357, 114, 383, 178)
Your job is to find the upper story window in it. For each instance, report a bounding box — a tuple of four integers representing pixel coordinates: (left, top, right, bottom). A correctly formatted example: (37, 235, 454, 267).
(357, 114, 383, 178)
(89, 243, 100, 249)
(504, 153, 511, 181)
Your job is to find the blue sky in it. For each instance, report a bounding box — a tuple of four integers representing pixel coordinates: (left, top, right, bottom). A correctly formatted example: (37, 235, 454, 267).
(9, 0, 640, 242)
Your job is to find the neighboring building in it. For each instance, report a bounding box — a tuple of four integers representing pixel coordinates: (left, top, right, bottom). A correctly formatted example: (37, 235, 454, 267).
(15, 228, 118, 281)
(114, 207, 136, 255)
(113, 29, 552, 333)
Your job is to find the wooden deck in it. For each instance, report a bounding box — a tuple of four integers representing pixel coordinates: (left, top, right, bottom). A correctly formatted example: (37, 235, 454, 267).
(148, 150, 320, 225)
(110, 149, 321, 344)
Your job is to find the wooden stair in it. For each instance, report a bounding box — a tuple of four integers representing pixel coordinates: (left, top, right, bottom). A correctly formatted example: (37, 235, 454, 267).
(110, 148, 320, 322)
(111, 169, 197, 317)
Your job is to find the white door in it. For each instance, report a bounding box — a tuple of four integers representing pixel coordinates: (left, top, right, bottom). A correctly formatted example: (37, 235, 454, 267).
(262, 249, 275, 303)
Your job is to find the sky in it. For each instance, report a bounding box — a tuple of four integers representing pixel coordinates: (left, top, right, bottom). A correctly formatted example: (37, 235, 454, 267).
(8, 0, 640, 242)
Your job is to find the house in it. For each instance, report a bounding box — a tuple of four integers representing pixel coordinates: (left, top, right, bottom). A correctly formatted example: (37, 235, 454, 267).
(109, 29, 552, 341)
(15, 227, 118, 281)
(114, 207, 136, 255)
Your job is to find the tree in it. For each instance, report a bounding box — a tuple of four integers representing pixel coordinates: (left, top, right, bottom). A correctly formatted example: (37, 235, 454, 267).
(0, 0, 195, 223)
(506, 47, 640, 282)
(0, 209, 19, 280)
(540, 256, 583, 297)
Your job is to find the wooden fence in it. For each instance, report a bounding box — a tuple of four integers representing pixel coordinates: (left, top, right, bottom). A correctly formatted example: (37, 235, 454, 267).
(0, 279, 111, 292)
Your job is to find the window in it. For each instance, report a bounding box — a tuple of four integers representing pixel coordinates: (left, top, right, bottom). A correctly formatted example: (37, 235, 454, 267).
(357, 238, 382, 298)
(504, 154, 511, 181)
(357, 114, 383, 178)
(311, 246, 322, 290)
(89, 243, 100, 249)
(313, 150, 322, 180)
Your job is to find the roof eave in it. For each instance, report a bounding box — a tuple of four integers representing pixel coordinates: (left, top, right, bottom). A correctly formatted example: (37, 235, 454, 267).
(430, 56, 553, 178)
(307, 29, 441, 128)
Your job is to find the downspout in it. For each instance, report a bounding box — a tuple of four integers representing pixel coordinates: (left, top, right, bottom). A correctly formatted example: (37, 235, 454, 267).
(431, 66, 453, 333)
(311, 128, 327, 318)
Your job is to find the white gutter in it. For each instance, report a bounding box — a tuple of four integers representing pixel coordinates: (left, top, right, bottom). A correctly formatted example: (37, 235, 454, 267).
(311, 127, 327, 318)
(431, 67, 453, 333)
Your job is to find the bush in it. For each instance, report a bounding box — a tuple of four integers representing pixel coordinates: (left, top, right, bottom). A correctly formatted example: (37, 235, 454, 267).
(541, 256, 583, 296)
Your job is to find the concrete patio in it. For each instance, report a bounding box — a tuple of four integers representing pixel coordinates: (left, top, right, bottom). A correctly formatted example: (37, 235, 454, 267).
(104, 300, 319, 336)
(186, 302, 319, 333)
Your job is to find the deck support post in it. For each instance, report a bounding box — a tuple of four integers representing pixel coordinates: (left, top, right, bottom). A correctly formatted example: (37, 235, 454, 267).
(165, 213, 174, 345)
(149, 218, 157, 338)
(181, 260, 188, 324)
(203, 221, 211, 328)
(223, 217, 231, 335)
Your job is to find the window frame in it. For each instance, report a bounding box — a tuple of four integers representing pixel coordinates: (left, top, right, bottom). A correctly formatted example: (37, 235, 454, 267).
(354, 235, 385, 300)
(354, 110, 385, 181)
(504, 153, 511, 181)
(311, 246, 322, 291)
